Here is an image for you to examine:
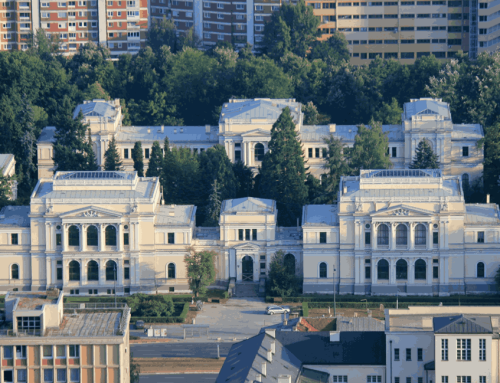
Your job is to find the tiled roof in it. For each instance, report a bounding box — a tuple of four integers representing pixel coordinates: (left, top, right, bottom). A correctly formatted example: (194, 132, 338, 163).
(434, 315, 492, 334)
(0, 206, 30, 227)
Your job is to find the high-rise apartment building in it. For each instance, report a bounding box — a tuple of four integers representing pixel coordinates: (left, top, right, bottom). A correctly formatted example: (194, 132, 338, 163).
(0, 0, 148, 54)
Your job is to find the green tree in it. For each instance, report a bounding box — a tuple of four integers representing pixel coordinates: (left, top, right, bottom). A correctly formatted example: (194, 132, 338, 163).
(184, 249, 217, 298)
(132, 142, 144, 177)
(147, 16, 179, 53)
(17, 93, 37, 200)
(53, 111, 97, 171)
(260, 108, 308, 226)
(0, 171, 14, 209)
(233, 161, 254, 198)
(146, 141, 163, 177)
(410, 139, 440, 169)
(130, 353, 140, 383)
(267, 250, 301, 297)
(104, 137, 122, 171)
(165, 147, 202, 205)
(86, 129, 98, 171)
(82, 81, 110, 101)
(348, 120, 392, 174)
(321, 135, 350, 203)
(263, 0, 319, 59)
(308, 32, 350, 65)
(495, 266, 500, 293)
(305, 174, 324, 204)
(303, 101, 319, 125)
(480, 122, 500, 204)
(27, 28, 62, 59)
(204, 180, 222, 226)
(199, 145, 237, 201)
(373, 97, 403, 125)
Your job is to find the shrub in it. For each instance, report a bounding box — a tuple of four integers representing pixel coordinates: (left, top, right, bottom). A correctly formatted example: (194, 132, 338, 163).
(126, 294, 175, 317)
(302, 302, 309, 317)
(223, 291, 229, 299)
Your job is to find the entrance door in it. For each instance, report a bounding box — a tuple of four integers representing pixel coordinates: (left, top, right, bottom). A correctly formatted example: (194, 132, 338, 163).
(242, 256, 253, 281)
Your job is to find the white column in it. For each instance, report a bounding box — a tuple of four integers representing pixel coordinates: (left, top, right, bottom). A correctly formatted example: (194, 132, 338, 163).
(444, 221, 449, 249)
(116, 224, 122, 252)
(62, 224, 68, 252)
(135, 223, 139, 250)
(45, 223, 51, 251)
(372, 259, 377, 285)
(427, 223, 433, 250)
(98, 260, 105, 286)
(134, 257, 140, 284)
(409, 260, 415, 285)
(372, 224, 378, 250)
(389, 258, 396, 285)
(117, 261, 123, 288)
(129, 223, 134, 250)
(46, 257, 51, 287)
(391, 223, 397, 250)
(99, 224, 105, 252)
(52, 259, 56, 286)
(360, 223, 365, 250)
(444, 257, 449, 284)
(439, 257, 445, 284)
(80, 225, 86, 252)
(63, 261, 69, 286)
(409, 223, 415, 250)
(355, 222, 360, 250)
(52, 224, 56, 251)
(426, 259, 432, 285)
(80, 258, 85, 286)
(249, 142, 253, 166)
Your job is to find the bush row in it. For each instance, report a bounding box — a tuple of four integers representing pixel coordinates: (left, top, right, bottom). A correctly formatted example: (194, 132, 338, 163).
(302, 302, 309, 317)
(306, 301, 500, 309)
(266, 295, 500, 304)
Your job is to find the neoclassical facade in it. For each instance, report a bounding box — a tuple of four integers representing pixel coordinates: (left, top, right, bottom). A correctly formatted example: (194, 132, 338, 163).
(37, 97, 484, 185)
(1, 169, 499, 296)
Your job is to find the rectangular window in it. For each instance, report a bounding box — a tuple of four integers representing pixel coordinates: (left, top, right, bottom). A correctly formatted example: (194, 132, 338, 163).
(433, 266, 438, 278)
(442, 378, 448, 383)
(395, 379, 400, 383)
(308, 148, 313, 157)
(456, 339, 471, 361)
(168, 233, 174, 244)
(365, 232, 371, 245)
(124, 148, 129, 159)
(433, 232, 439, 245)
(245, 229, 251, 241)
(418, 348, 423, 361)
(394, 348, 400, 361)
(319, 232, 327, 243)
(406, 379, 411, 383)
(365, 266, 371, 279)
(367, 377, 382, 383)
(391, 147, 397, 157)
(56, 345, 65, 358)
(17, 317, 41, 331)
(252, 229, 257, 241)
(124, 233, 129, 246)
(479, 378, 486, 383)
(69, 345, 79, 358)
(478, 232, 485, 243)
(56, 369, 66, 383)
(479, 339, 486, 361)
(406, 348, 411, 361)
(69, 369, 79, 382)
(43, 346, 53, 358)
(418, 379, 422, 383)
(462, 146, 469, 157)
(315, 148, 320, 158)
(17, 370, 27, 383)
(145, 148, 150, 159)
(57, 267, 62, 280)
(11, 233, 18, 245)
(44, 370, 54, 382)
(16, 346, 27, 359)
(441, 339, 448, 360)
(238, 229, 244, 240)
(457, 378, 471, 383)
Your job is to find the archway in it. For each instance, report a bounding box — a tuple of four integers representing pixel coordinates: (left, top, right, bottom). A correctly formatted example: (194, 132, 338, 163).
(242, 256, 253, 281)
(69, 261, 80, 281)
(105, 225, 116, 246)
(106, 260, 117, 281)
(87, 261, 99, 281)
(284, 254, 296, 275)
(68, 225, 79, 247)
(396, 224, 407, 246)
(254, 143, 265, 162)
(87, 225, 98, 246)
(377, 259, 389, 280)
(396, 259, 407, 280)
(168, 263, 176, 279)
(415, 259, 426, 280)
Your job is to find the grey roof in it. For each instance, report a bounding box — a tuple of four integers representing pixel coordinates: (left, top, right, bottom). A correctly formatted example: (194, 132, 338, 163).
(222, 197, 275, 214)
(56, 171, 130, 180)
(220, 99, 301, 124)
(403, 98, 451, 121)
(115, 125, 219, 144)
(465, 204, 500, 225)
(0, 154, 14, 173)
(300, 124, 403, 143)
(434, 315, 492, 334)
(73, 101, 117, 119)
(302, 205, 338, 227)
(335, 316, 385, 332)
(452, 124, 484, 140)
(38, 126, 56, 143)
(0, 206, 30, 227)
(361, 169, 441, 178)
(156, 205, 196, 226)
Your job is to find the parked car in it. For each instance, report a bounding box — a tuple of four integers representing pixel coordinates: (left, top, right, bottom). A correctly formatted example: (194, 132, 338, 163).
(135, 320, 145, 329)
(265, 305, 291, 315)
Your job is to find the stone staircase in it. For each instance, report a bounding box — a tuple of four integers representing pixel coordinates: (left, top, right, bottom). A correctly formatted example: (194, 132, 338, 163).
(234, 282, 261, 297)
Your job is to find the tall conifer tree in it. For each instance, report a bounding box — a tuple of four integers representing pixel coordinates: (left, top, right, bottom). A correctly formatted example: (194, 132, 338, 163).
(104, 137, 122, 171)
(132, 142, 144, 177)
(320, 135, 350, 203)
(204, 180, 222, 226)
(410, 139, 440, 169)
(259, 107, 308, 226)
(146, 141, 163, 177)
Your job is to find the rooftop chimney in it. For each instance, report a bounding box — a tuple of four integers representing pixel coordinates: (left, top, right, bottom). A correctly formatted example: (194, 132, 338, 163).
(147, 128, 151, 134)
(267, 350, 272, 362)
(174, 129, 177, 134)
(160, 125, 164, 133)
(330, 331, 340, 342)
(270, 341, 275, 354)
(278, 375, 292, 383)
(329, 124, 336, 133)
(255, 374, 262, 382)
(487, 194, 490, 203)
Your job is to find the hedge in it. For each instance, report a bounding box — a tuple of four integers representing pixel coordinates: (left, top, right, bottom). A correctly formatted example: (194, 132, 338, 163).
(131, 303, 190, 324)
(266, 295, 500, 304)
(302, 302, 309, 317)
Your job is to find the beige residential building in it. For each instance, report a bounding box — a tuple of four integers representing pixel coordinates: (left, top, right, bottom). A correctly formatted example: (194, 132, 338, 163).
(0, 289, 130, 383)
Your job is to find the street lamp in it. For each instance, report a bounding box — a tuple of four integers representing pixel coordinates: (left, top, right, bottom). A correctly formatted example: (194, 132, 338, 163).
(114, 263, 117, 307)
(361, 299, 368, 311)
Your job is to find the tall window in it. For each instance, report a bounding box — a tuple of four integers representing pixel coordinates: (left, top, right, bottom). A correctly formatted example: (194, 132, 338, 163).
(319, 262, 327, 278)
(68, 225, 79, 246)
(168, 263, 176, 278)
(106, 260, 117, 281)
(87, 260, 99, 281)
(394, 348, 399, 361)
(69, 261, 80, 281)
(87, 225, 98, 246)
(415, 259, 426, 280)
(377, 259, 389, 280)
(396, 224, 407, 246)
(319, 232, 327, 243)
(479, 339, 486, 361)
(254, 143, 264, 161)
(415, 224, 426, 245)
(441, 339, 448, 360)
(457, 339, 471, 361)
(406, 348, 411, 361)
(396, 259, 407, 280)
(478, 231, 485, 243)
(11, 264, 19, 279)
(462, 173, 469, 190)
(377, 224, 389, 245)
(477, 262, 485, 278)
(105, 225, 116, 246)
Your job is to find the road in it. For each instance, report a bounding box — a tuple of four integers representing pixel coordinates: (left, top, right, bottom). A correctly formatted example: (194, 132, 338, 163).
(139, 374, 216, 383)
(131, 343, 235, 358)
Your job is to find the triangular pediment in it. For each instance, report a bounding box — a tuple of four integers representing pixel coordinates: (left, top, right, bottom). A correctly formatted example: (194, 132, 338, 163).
(241, 129, 271, 137)
(371, 204, 433, 217)
(59, 206, 123, 219)
(233, 243, 261, 251)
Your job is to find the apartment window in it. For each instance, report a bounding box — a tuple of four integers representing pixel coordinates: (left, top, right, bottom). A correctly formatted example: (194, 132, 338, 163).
(406, 379, 411, 383)
(457, 378, 471, 383)
(479, 339, 486, 361)
(417, 13, 430, 17)
(385, 14, 397, 17)
(456, 339, 471, 361)
(480, 2, 488, 7)
(56, 369, 66, 383)
(43, 346, 53, 359)
(17, 370, 27, 383)
(217, 2, 223, 8)
(395, 379, 400, 383)
(401, 52, 414, 59)
(238, 229, 244, 241)
(367, 377, 382, 383)
(365, 265, 371, 279)
(203, 22, 210, 28)
(448, 39, 462, 45)
(236, 3, 244, 9)
(462, 146, 469, 156)
(418, 380, 422, 383)
(433, 265, 438, 278)
(168, 233, 174, 244)
(394, 348, 400, 361)
(401, 13, 415, 18)
(69, 370, 79, 383)
(16, 346, 27, 359)
(124, 232, 129, 246)
(406, 348, 411, 361)
(478, 232, 485, 243)
(57, 266, 62, 280)
(217, 13, 223, 19)
(44, 370, 54, 382)
(479, 378, 486, 383)
(271, 5, 279, 10)
(319, 232, 327, 244)
(124, 265, 130, 279)
(418, 348, 423, 361)
(255, 5, 263, 10)
(69, 345, 79, 358)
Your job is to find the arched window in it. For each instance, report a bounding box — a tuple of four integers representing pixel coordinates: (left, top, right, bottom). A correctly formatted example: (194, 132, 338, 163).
(415, 224, 426, 246)
(87, 225, 98, 246)
(462, 173, 470, 190)
(105, 226, 116, 246)
(87, 261, 99, 281)
(284, 254, 296, 275)
(377, 224, 389, 246)
(68, 225, 79, 247)
(168, 263, 176, 279)
(396, 259, 407, 280)
(477, 262, 485, 278)
(254, 143, 265, 162)
(69, 261, 80, 281)
(106, 260, 117, 281)
(11, 264, 19, 280)
(396, 224, 407, 246)
(377, 259, 389, 280)
(319, 262, 327, 278)
(415, 259, 426, 280)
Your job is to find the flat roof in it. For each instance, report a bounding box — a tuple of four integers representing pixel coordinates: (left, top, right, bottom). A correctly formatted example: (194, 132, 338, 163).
(302, 205, 338, 227)
(0, 206, 30, 227)
(156, 205, 196, 226)
(12, 293, 57, 310)
(48, 311, 122, 337)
